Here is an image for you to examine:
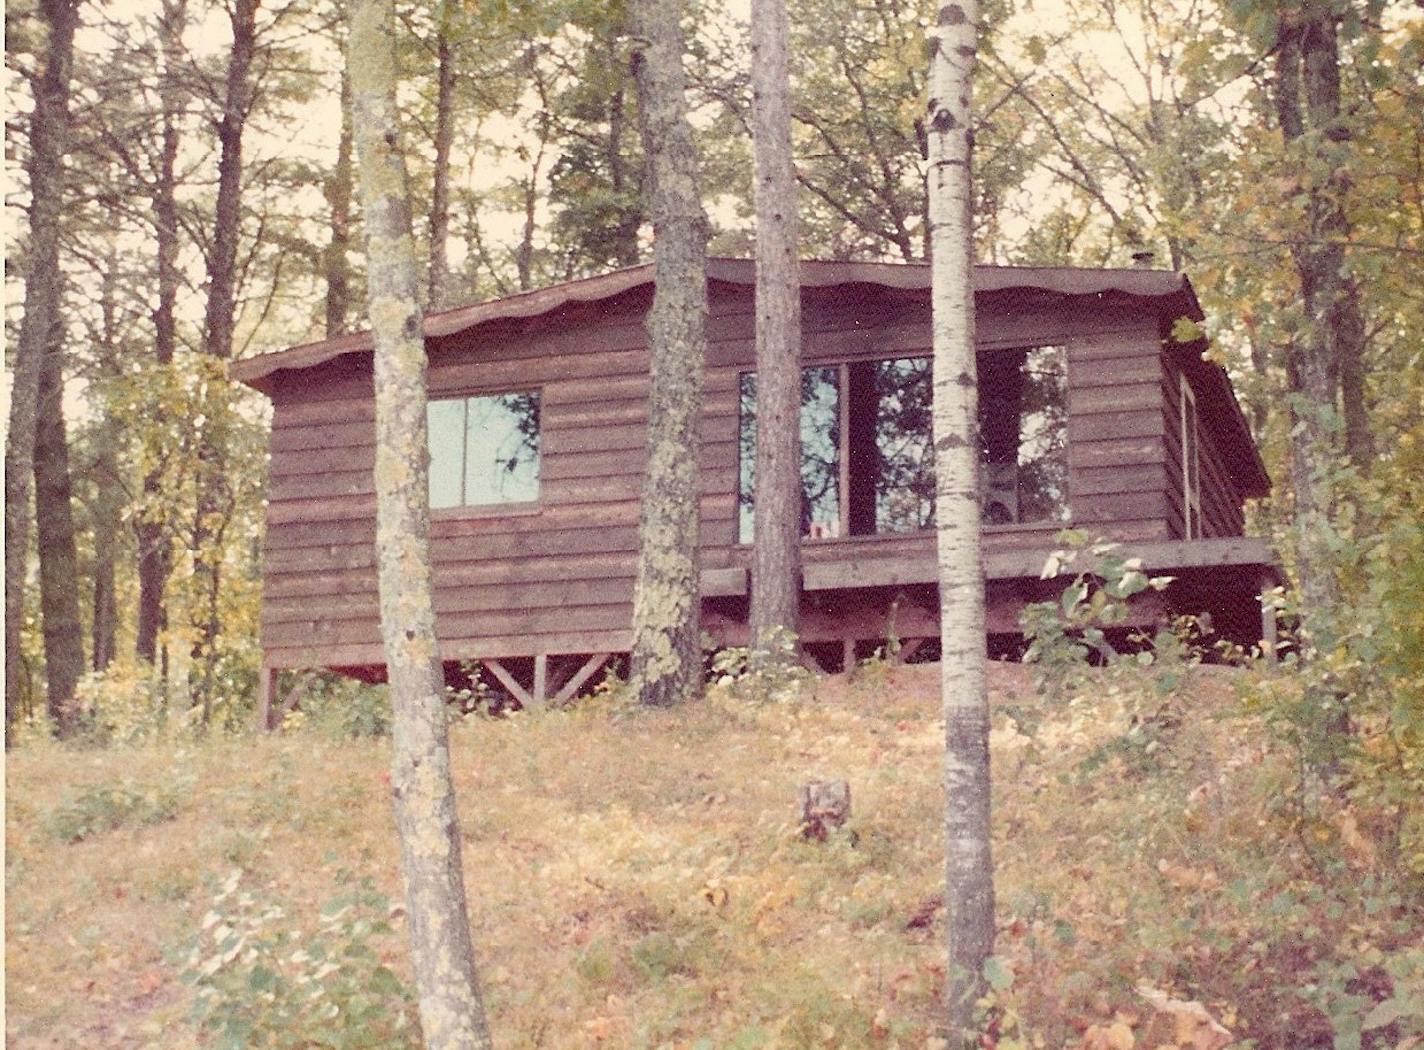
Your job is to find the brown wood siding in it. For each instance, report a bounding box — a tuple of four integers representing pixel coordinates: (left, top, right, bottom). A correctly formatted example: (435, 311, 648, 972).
(1066, 329, 1172, 545)
(1161, 352, 1245, 539)
(257, 289, 1216, 670)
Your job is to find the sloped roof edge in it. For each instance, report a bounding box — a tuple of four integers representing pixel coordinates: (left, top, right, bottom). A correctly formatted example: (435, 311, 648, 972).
(230, 258, 1199, 390)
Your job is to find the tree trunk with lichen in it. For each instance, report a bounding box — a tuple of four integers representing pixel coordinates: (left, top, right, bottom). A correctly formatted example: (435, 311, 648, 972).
(348, 2, 494, 1047)
(427, 0, 456, 310)
(747, 0, 802, 655)
(627, 0, 711, 708)
(927, 0, 995, 1040)
(5, 0, 81, 743)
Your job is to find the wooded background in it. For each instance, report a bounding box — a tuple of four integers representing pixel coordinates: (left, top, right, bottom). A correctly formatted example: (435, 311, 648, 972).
(5, 0, 1421, 738)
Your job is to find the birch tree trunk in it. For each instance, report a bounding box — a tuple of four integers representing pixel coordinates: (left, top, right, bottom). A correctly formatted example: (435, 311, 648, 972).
(627, 0, 711, 707)
(348, 2, 495, 1046)
(5, 0, 81, 742)
(927, 0, 995, 1039)
(747, 0, 803, 654)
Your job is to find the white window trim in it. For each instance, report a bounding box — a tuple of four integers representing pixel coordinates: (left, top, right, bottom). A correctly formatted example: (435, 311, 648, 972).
(1180, 375, 1201, 539)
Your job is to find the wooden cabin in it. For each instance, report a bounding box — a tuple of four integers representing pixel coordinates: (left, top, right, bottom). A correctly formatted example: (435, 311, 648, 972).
(234, 259, 1277, 714)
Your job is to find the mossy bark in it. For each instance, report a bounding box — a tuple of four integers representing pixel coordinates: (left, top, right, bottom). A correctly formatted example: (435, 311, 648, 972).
(627, 0, 711, 708)
(747, 0, 803, 654)
(348, 2, 494, 1047)
(927, 0, 995, 1040)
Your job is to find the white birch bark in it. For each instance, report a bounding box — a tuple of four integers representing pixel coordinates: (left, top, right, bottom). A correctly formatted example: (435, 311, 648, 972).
(348, 2, 494, 1046)
(927, 0, 995, 1039)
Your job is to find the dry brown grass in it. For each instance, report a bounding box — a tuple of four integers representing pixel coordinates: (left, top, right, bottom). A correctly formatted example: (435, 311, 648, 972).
(6, 661, 1416, 1048)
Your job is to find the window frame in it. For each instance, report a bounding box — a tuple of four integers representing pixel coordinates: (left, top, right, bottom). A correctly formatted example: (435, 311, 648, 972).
(426, 387, 544, 518)
(1179, 374, 1202, 539)
(734, 348, 1071, 546)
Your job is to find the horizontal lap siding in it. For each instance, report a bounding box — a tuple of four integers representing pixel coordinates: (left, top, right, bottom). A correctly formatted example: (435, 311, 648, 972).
(1066, 330, 1171, 543)
(1162, 354, 1244, 539)
(259, 291, 1190, 670)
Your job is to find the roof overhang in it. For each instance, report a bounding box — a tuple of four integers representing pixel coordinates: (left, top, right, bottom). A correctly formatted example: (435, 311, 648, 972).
(231, 257, 1268, 497)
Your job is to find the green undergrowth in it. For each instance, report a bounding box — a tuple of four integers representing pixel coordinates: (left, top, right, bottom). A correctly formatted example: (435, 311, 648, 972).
(6, 660, 1421, 1049)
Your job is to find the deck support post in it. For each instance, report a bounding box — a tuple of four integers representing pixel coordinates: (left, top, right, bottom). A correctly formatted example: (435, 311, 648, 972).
(1259, 575, 1278, 666)
(532, 654, 548, 709)
(552, 652, 613, 706)
(482, 659, 532, 707)
(892, 637, 926, 665)
(256, 666, 276, 731)
(842, 638, 856, 673)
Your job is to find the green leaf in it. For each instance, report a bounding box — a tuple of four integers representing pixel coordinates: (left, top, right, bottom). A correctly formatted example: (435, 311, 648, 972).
(1062, 581, 1087, 615)
(984, 955, 1014, 991)
(1361, 998, 1403, 1031)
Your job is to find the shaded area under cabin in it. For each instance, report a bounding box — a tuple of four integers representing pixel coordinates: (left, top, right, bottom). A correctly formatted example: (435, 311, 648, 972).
(233, 259, 1280, 720)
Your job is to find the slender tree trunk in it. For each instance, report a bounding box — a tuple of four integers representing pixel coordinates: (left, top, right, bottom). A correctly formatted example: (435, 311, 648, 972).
(6, 0, 81, 743)
(1274, 15, 1363, 631)
(747, 0, 803, 654)
(325, 68, 355, 337)
(627, 0, 711, 707)
(192, 0, 256, 713)
(427, 0, 456, 310)
(90, 437, 120, 674)
(203, 0, 255, 366)
(34, 334, 86, 735)
(137, 0, 187, 666)
(928, 0, 995, 1039)
(348, 2, 494, 1046)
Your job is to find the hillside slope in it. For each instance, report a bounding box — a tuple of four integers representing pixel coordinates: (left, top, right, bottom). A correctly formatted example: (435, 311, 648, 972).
(6, 662, 1420, 1048)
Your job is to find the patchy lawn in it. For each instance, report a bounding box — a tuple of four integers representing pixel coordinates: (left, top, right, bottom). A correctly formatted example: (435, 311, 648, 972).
(6, 661, 1420, 1048)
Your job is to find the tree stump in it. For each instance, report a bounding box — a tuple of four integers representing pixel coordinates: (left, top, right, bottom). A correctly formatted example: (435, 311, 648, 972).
(799, 778, 851, 841)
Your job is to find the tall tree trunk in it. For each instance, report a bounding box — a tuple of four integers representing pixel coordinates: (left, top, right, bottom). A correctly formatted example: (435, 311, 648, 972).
(34, 334, 86, 735)
(203, 0, 255, 366)
(1274, 14, 1364, 632)
(427, 0, 456, 310)
(928, 0, 995, 1038)
(627, 0, 711, 708)
(747, 0, 803, 654)
(5, 0, 81, 743)
(136, 0, 188, 666)
(348, 2, 495, 1047)
(325, 68, 355, 337)
(192, 0, 257, 715)
(90, 436, 120, 675)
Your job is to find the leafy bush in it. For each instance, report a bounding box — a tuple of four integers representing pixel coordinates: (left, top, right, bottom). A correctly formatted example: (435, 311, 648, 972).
(1020, 533, 1175, 696)
(707, 626, 812, 704)
(183, 870, 418, 1050)
(48, 776, 187, 843)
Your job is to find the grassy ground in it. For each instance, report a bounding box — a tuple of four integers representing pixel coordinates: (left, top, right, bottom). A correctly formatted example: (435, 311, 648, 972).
(5, 661, 1420, 1049)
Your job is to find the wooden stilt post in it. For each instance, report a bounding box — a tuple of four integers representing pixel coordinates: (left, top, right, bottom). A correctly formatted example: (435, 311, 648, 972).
(532, 653, 548, 709)
(1259, 575, 1278, 666)
(256, 666, 276, 731)
(842, 638, 856, 673)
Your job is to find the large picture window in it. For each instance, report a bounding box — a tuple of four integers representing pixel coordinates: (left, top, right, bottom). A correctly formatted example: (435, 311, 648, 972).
(427, 391, 541, 509)
(737, 348, 1068, 542)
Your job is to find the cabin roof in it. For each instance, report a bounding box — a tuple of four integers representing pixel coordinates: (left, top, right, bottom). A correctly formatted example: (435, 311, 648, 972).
(233, 257, 1269, 497)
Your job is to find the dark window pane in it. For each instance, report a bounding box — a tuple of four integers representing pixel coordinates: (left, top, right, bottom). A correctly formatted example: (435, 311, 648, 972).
(1011, 346, 1068, 524)
(427, 398, 466, 509)
(874, 357, 935, 532)
(738, 367, 841, 543)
